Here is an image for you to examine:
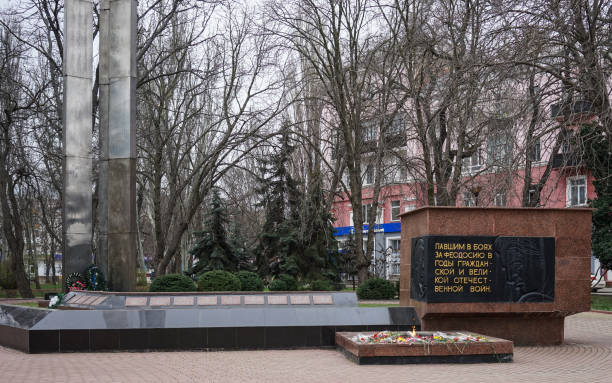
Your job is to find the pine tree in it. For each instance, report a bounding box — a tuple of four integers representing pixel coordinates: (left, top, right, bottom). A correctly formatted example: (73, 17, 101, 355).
(189, 188, 238, 276)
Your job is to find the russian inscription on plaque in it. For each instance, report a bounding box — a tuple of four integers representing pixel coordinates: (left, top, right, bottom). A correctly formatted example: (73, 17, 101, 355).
(411, 236, 555, 303)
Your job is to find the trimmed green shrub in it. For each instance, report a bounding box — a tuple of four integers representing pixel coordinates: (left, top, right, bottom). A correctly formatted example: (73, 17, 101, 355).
(198, 270, 241, 291)
(0, 262, 17, 290)
(311, 279, 334, 291)
(149, 274, 196, 292)
(268, 279, 286, 291)
(268, 274, 298, 291)
(356, 278, 396, 300)
(236, 271, 264, 291)
(278, 274, 297, 291)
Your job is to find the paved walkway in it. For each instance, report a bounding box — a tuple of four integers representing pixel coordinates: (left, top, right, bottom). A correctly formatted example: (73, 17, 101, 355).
(1, 312, 610, 383)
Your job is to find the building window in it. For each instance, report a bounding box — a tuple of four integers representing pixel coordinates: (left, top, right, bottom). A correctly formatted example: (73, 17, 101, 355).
(362, 204, 382, 223)
(386, 114, 403, 136)
(462, 148, 482, 173)
(528, 187, 538, 206)
(390, 200, 401, 221)
(494, 191, 506, 207)
(561, 131, 573, 153)
(364, 164, 374, 185)
(566, 176, 587, 207)
(362, 204, 371, 223)
(385, 157, 407, 184)
(528, 139, 541, 162)
(487, 129, 512, 166)
(362, 123, 377, 142)
(386, 237, 401, 276)
(462, 191, 476, 207)
(343, 170, 350, 187)
(404, 204, 416, 213)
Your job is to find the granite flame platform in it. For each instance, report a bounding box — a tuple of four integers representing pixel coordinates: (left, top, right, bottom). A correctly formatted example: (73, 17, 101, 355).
(0, 292, 419, 353)
(336, 331, 513, 365)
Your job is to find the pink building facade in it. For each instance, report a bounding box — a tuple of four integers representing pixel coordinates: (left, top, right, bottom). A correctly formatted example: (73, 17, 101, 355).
(330, 105, 599, 281)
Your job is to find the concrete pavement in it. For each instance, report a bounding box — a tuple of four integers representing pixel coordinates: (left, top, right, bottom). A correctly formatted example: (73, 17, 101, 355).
(0, 311, 610, 383)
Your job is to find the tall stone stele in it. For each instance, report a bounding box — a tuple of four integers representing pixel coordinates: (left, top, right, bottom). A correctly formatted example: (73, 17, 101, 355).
(97, 0, 137, 291)
(63, 0, 136, 291)
(63, 0, 94, 281)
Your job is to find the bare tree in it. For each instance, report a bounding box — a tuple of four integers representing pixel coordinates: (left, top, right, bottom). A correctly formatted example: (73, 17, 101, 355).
(267, 0, 412, 282)
(503, 0, 611, 172)
(138, 3, 286, 275)
(0, 23, 40, 297)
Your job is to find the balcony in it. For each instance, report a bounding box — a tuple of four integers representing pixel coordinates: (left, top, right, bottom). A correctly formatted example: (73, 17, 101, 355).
(383, 132, 407, 148)
(550, 100, 593, 119)
(360, 133, 407, 154)
(551, 152, 583, 168)
(332, 132, 407, 158)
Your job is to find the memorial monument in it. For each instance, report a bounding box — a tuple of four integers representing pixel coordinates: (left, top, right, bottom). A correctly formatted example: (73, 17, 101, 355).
(400, 207, 592, 345)
(63, 0, 136, 291)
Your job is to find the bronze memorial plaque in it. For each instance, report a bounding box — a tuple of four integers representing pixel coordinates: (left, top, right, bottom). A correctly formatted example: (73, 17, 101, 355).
(411, 235, 555, 303)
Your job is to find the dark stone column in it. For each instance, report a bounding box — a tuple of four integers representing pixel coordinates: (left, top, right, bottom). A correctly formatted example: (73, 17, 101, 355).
(98, 0, 137, 291)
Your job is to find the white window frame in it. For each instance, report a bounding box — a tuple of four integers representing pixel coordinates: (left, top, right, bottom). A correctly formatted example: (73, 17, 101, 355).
(363, 204, 383, 224)
(392, 157, 407, 183)
(462, 149, 482, 174)
(342, 170, 350, 188)
(566, 175, 587, 207)
(362, 123, 377, 142)
(390, 200, 401, 221)
(363, 164, 374, 185)
(487, 129, 512, 166)
(462, 191, 476, 207)
(494, 191, 506, 207)
(404, 204, 416, 213)
(528, 139, 541, 163)
(385, 114, 404, 136)
(386, 236, 401, 277)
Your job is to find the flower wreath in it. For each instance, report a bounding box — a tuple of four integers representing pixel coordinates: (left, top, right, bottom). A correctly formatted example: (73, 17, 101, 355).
(65, 272, 87, 292)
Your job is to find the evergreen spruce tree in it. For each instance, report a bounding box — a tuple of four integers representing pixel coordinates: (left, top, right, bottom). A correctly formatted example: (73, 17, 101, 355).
(255, 121, 339, 282)
(255, 122, 301, 277)
(297, 174, 339, 280)
(189, 188, 238, 276)
(228, 219, 255, 271)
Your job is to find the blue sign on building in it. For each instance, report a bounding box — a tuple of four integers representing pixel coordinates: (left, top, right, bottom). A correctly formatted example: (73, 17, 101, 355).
(333, 222, 401, 237)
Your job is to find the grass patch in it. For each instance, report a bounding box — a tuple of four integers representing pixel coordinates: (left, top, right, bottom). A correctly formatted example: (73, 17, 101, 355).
(13, 302, 40, 308)
(591, 295, 612, 311)
(34, 283, 62, 290)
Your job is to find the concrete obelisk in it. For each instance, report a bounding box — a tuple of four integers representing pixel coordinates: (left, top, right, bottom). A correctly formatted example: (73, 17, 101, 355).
(63, 0, 93, 280)
(63, 0, 136, 291)
(98, 0, 137, 291)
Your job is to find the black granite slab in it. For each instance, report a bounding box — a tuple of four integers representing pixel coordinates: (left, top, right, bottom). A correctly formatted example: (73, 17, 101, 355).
(0, 304, 419, 353)
(411, 235, 555, 303)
